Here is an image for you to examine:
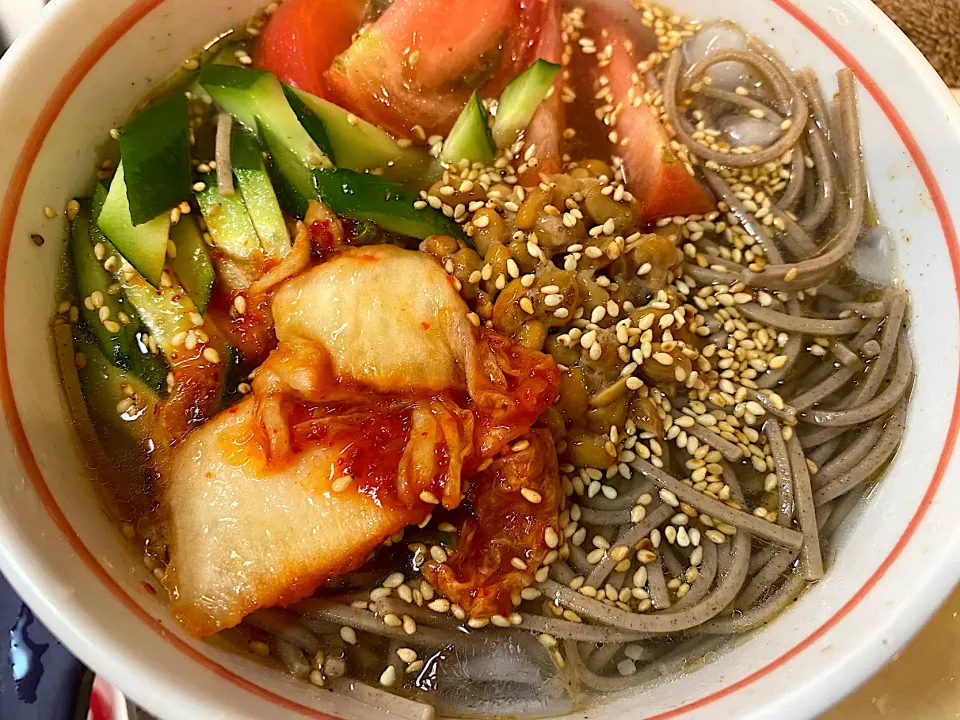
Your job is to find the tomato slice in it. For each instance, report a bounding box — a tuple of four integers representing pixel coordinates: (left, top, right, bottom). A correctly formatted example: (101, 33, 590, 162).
(483, 0, 550, 98)
(518, 0, 564, 186)
(254, 0, 366, 99)
(588, 12, 714, 221)
(325, 0, 519, 138)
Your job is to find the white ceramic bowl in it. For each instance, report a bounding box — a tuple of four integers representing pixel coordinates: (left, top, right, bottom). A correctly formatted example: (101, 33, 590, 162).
(0, 1, 958, 718)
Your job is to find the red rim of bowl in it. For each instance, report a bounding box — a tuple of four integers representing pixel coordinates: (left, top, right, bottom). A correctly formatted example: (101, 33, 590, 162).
(0, 1, 956, 718)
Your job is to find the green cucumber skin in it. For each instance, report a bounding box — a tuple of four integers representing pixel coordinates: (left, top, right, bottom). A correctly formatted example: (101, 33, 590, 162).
(119, 94, 193, 225)
(117, 272, 233, 406)
(199, 65, 463, 242)
(84, 186, 170, 395)
(312, 169, 467, 242)
(441, 92, 495, 166)
(264, 151, 465, 243)
(71, 199, 139, 366)
(231, 127, 291, 259)
(195, 172, 261, 260)
(288, 85, 434, 183)
(97, 164, 170, 287)
(198, 64, 265, 129)
(282, 86, 335, 162)
(169, 215, 215, 315)
(74, 329, 159, 451)
(199, 65, 332, 207)
(492, 59, 561, 149)
(121, 271, 199, 361)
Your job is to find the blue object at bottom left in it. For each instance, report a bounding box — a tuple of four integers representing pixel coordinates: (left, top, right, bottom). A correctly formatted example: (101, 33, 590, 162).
(0, 571, 87, 719)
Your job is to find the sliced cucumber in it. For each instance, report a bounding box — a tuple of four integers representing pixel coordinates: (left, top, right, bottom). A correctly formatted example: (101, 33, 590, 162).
(169, 215, 215, 315)
(112, 257, 231, 407)
(492, 59, 561, 149)
(208, 41, 246, 68)
(121, 270, 200, 361)
(231, 126, 291, 259)
(89, 185, 172, 394)
(441, 91, 495, 166)
(72, 198, 139, 367)
(287, 85, 432, 182)
(200, 67, 462, 238)
(199, 65, 332, 213)
(195, 172, 261, 260)
(74, 329, 159, 450)
(119, 94, 193, 225)
(313, 168, 466, 242)
(97, 163, 170, 287)
(281, 85, 334, 162)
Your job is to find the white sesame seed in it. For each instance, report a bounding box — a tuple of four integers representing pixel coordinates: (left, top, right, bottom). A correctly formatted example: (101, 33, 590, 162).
(379, 666, 397, 687)
(430, 545, 448, 563)
(419, 490, 440, 505)
(510, 557, 528, 570)
(397, 648, 417, 663)
(636, 549, 657, 564)
(249, 640, 270, 657)
(427, 598, 450, 613)
(383, 572, 405, 589)
(521, 487, 543, 504)
(331, 475, 353, 493)
(544, 526, 559, 548)
(659, 489, 680, 507)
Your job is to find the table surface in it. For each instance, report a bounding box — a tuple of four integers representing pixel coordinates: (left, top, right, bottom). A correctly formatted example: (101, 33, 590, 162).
(824, 586, 960, 719)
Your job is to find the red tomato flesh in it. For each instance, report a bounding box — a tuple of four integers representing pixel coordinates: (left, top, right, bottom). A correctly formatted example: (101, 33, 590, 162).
(254, 0, 366, 99)
(588, 12, 714, 221)
(325, 0, 519, 138)
(517, 0, 565, 186)
(484, 0, 551, 98)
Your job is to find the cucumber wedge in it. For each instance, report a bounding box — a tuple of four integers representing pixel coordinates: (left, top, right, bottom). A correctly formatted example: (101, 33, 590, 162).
(97, 163, 170, 287)
(121, 271, 200, 361)
(119, 94, 193, 225)
(231, 127, 291, 259)
(441, 91, 495, 166)
(199, 65, 332, 212)
(72, 198, 139, 367)
(281, 86, 334, 161)
(169, 216, 215, 315)
(287, 85, 432, 182)
(492, 59, 561, 149)
(74, 330, 159, 450)
(114, 259, 232, 414)
(86, 186, 170, 394)
(195, 172, 261, 260)
(313, 168, 466, 241)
